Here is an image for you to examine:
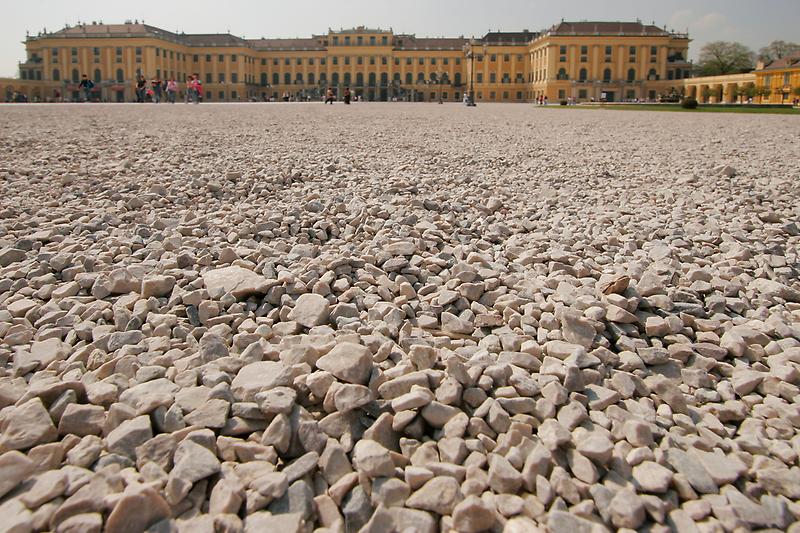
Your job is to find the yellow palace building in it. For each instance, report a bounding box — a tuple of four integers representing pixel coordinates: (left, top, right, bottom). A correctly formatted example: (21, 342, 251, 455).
(5, 19, 692, 103)
(755, 51, 800, 104)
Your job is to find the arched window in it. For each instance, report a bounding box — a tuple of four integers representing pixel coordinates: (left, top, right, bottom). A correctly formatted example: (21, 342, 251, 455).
(430, 73, 437, 82)
(319, 73, 327, 83)
(343, 72, 351, 85)
(356, 73, 364, 86)
(406, 72, 413, 84)
(557, 68, 568, 80)
(52, 68, 60, 81)
(441, 73, 450, 84)
(380, 72, 388, 85)
(295, 73, 303, 84)
(627, 68, 636, 82)
(260, 73, 267, 86)
(393, 73, 401, 83)
(72, 69, 79, 82)
(603, 68, 612, 82)
(308, 73, 315, 85)
(417, 72, 424, 82)
(648, 68, 657, 80)
(579, 68, 587, 81)
(272, 73, 279, 85)
(116, 69, 124, 82)
(368, 73, 376, 86)
(94, 69, 102, 83)
(332, 72, 339, 85)
(454, 72, 462, 85)
(284, 73, 291, 84)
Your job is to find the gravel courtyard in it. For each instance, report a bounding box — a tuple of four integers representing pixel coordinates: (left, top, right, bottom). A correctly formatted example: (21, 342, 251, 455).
(1, 103, 799, 532)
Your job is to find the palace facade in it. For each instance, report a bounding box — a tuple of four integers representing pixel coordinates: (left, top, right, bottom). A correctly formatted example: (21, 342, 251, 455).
(5, 20, 693, 103)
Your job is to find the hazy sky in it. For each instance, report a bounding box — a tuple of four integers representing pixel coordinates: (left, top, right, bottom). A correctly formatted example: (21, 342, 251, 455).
(3, 0, 798, 77)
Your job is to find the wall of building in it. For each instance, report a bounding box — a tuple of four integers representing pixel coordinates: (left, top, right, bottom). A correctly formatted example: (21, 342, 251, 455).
(11, 22, 796, 105)
(525, 33, 690, 102)
(756, 68, 800, 104)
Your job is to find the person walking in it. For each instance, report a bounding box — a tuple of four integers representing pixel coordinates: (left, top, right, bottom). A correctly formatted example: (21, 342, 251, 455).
(194, 75, 203, 104)
(166, 78, 177, 103)
(324, 87, 335, 104)
(152, 78, 162, 103)
(344, 87, 351, 105)
(185, 76, 194, 103)
(78, 74, 94, 102)
(135, 75, 146, 103)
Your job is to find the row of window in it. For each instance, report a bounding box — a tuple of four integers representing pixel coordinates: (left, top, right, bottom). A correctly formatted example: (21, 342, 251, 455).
(49, 66, 672, 84)
(50, 44, 677, 67)
(330, 35, 390, 46)
(57, 46, 143, 64)
(558, 45, 659, 64)
(54, 68, 129, 83)
(259, 71, 464, 86)
(187, 55, 464, 67)
(20, 70, 43, 80)
(49, 46, 679, 74)
(475, 73, 527, 84)
(763, 73, 795, 86)
(559, 45, 659, 56)
(554, 67, 660, 82)
(51, 47, 464, 68)
(481, 54, 526, 63)
(49, 67, 467, 86)
(188, 53, 255, 64)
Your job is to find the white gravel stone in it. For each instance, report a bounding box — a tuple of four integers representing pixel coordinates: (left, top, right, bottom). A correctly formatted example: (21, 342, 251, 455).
(1, 104, 798, 531)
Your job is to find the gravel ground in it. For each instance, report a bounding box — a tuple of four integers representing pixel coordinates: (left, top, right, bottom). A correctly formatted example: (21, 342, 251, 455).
(0, 103, 799, 533)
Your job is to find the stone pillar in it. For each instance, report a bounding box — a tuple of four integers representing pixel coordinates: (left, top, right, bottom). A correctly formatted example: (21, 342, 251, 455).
(723, 83, 733, 103)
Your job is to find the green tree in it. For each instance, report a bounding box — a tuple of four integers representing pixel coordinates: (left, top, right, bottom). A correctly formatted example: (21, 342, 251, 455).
(755, 86, 772, 103)
(758, 40, 800, 63)
(697, 41, 755, 76)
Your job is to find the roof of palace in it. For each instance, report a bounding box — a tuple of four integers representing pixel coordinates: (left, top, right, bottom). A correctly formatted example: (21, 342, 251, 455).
(546, 21, 678, 37)
(482, 31, 540, 45)
(250, 38, 326, 51)
(33, 21, 689, 51)
(181, 33, 249, 46)
(396, 37, 468, 50)
(39, 23, 249, 47)
(761, 51, 800, 71)
(50, 23, 154, 36)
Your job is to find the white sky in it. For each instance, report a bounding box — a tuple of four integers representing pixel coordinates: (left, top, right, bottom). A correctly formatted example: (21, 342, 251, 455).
(2, 0, 798, 77)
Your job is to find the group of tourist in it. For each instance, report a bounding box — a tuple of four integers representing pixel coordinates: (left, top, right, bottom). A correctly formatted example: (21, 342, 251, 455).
(323, 87, 353, 104)
(134, 75, 188, 104)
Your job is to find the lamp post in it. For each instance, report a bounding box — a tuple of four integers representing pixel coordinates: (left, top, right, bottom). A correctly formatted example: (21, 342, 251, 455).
(462, 41, 476, 106)
(462, 40, 488, 107)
